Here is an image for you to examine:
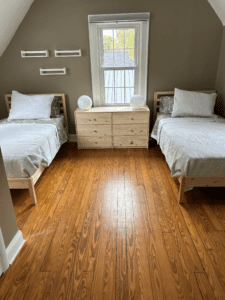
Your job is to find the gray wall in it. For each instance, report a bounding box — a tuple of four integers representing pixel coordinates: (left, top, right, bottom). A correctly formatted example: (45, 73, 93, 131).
(0, 149, 18, 248)
(215, 27, 225, 116)
(0, 0, 222, 133)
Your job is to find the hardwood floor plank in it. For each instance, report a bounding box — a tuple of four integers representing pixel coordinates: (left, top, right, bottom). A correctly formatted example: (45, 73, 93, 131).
(116, 182, 129, 299)
(148, 149, 204, 272)
(40, 233, 80, 300)
(66, 153, 113, 299)
(195, 273, 217, 300)
(148, 233, 167, 300)
(216, 231, 225, 249)
(134, 149, 145, 185)
(127, 149, 138, 183)
(126, 184, 154, 300)
(91, 182, 117, 300)
(194, 188, 225, 231)
(140, 151, 201, 299)
(180, 198, 225, 300)
(163, 232, 203, 300)
(142, 150, 171, 233)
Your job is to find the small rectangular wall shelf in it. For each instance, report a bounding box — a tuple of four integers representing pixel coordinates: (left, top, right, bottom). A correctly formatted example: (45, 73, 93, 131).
(40, 68, 66, 76)
(21, 50, 49, 58)
(54, 50, 81, 57)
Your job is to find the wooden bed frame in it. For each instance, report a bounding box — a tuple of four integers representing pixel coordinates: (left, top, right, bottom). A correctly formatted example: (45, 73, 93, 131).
(154, 90, 225, 204)
(4, 93, 68, 205)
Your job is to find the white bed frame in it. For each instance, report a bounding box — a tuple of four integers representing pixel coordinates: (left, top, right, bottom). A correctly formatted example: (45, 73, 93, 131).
(4, 93, 68, 205)
(154, 90, 225, 204)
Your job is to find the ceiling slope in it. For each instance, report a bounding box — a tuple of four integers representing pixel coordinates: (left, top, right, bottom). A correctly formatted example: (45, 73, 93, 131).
(208, 0, 225, 25)
(0, 0, 34, 57)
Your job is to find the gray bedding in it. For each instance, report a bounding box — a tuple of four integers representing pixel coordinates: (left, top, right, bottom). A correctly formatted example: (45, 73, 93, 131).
(0, 116, 67, 178)
(151, 114, 225, 177)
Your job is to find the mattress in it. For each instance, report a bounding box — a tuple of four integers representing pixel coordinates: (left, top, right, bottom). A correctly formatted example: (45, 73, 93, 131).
(0, 116, 67, 178)
(151, 114, 225, 177)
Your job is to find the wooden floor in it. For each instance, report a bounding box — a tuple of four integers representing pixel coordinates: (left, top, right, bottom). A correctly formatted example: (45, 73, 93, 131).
(1, 143, 225, 300)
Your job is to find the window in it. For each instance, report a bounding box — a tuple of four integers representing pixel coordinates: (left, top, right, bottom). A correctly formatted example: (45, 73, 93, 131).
(88, 13, 150, 107)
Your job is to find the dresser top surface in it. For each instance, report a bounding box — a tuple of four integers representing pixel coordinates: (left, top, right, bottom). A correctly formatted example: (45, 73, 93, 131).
(75, 106, 149, 113)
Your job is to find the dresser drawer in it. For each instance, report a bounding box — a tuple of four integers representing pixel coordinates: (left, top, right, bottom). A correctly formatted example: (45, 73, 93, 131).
(113, 112, 149, 124)
(113, 124, 148, 136)
(77, 125, 112, 137)
(113, 136, 148, 148)
(75, 112, 111, 125)
(77, 136, 113, 149)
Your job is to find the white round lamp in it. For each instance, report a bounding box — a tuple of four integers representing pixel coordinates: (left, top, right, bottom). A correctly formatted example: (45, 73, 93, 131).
(130, 94, 145, 109)
(78, 95, 92, 110)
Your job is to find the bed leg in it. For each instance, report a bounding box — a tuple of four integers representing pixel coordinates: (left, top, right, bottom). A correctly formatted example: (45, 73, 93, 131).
(178, 177, 186, 204)
(27, 179, 37, 205)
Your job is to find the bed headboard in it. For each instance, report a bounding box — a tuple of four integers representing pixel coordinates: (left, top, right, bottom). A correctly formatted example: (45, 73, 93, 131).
(4, 93, 69, 133)
(153, 90, 216, 124)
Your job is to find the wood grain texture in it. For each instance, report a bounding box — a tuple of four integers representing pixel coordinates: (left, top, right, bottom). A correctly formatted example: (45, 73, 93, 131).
(1, 144, 225, 300)
(195, 273, 217, 300)
(113, 123, 148, 136)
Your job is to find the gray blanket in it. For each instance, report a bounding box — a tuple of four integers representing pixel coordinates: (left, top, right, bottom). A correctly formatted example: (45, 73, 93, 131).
(0, 117, 67, 178)
(152, 115, 225, 177)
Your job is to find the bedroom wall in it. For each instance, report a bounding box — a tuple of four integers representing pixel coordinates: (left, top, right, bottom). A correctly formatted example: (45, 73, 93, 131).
(215, 27, 225, 116)
(0, 0, 222, 133)
(0, 148, 18, 248)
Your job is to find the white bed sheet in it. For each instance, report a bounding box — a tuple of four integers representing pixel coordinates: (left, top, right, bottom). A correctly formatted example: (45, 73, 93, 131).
(154, 116, 225, 177)
(0, 118, 67, 178)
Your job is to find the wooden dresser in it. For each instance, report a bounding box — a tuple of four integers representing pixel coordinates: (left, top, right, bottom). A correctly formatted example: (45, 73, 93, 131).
(75, 106, 150, 149)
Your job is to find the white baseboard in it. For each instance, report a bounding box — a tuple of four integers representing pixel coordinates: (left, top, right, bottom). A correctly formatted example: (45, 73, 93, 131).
(68, 134, 77, 143)
(6, 231, 25, 265)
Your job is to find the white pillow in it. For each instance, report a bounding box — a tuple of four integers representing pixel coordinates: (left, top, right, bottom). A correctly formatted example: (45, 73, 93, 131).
(171, 88, 217, 118)
(8, 91, 54, 120)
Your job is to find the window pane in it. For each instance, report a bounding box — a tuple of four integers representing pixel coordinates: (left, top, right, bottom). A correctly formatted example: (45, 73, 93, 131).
(103, 50, 113, 68)
(103, 30, 113, 50)
(114, 29, 124, 50)
(125, 70, 134, 87)
(125, 29, 135, 48)
(125, 88, 134, 103)
(102, 28, 136, 68)
(104, 70, 114, 87)
(115, 88, 125, 104)
(105, 88, 114, 104)
(115, 70, 124, 87)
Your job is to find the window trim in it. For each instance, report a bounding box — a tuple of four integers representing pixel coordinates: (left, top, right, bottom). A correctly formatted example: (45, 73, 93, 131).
(88, 13, 150, 107)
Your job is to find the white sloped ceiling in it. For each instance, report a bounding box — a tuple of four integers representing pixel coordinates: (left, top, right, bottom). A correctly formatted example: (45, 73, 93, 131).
(0, 0, 34, 57)
(208, 0, 225, 25)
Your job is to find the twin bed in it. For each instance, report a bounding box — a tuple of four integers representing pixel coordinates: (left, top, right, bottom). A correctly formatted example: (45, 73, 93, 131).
(152, 90, 225, 204)
(1, 93, 68, 205)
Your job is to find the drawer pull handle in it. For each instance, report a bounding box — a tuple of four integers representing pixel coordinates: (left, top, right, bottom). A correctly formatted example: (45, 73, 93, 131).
(131, 118, 134, 120)
(95, 142, 98, 144)
(131, 130, 134, 132)
(94, 130, 97, 133)
(130, 141, 134, 145)
(94, 119, 97, 121)
(140, 130, 143, 132)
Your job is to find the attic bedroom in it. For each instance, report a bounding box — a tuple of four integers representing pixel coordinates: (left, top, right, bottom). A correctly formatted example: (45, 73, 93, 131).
(1, 0, 225, 299)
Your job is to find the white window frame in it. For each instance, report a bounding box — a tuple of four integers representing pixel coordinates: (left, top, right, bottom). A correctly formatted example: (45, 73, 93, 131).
(88, 13, 150, 107)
